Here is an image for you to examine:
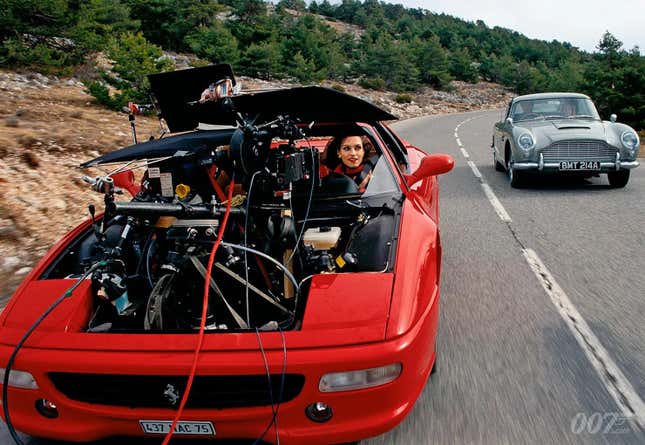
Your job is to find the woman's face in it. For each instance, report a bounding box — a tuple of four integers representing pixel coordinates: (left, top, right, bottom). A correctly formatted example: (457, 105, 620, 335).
(338, 136, 364, 169)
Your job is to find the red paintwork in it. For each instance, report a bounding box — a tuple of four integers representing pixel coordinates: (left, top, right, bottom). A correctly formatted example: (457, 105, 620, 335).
(0, 124, 452, 444)
(404, 154, 454, 187)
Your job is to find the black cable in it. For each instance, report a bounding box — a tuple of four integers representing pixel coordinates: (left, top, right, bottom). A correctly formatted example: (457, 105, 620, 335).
(244, 171, 261, 327)
(274, 326, 287, 444)
(253, 328, 276, 445)
(252, 326, 287, 445)
(286, 143, 316, 265)
(2, 260, 106, 445)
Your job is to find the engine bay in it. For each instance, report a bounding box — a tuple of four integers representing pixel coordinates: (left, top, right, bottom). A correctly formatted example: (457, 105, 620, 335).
(41, 125, 400, 333)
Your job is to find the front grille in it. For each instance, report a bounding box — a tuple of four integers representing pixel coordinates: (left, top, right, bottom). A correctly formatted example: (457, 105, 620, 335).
(49, 372, 305, 409)
(542, 140, 617, 162)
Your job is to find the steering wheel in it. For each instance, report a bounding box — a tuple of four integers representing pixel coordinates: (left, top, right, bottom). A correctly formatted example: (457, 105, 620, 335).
(321, 172, 359, 194)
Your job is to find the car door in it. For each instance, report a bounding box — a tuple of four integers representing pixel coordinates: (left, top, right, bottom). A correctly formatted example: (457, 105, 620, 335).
(494, 101, 513, 159)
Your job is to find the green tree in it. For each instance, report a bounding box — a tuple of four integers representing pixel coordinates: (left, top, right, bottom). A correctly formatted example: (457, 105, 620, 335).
(74, 0, 138, 51)
(87, 31, 174, 109)
(185, 22, 240, 66)
(0, 0, 81, 68)
(414, 35, 452, 89)
(361, 35, 419, 91)
(238, 42, 280, 79)
(449, 47, 478, 83)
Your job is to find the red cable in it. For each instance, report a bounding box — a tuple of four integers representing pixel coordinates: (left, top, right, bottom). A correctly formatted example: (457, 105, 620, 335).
(206, 165, 228, 203)
(161, 178, 235, 445)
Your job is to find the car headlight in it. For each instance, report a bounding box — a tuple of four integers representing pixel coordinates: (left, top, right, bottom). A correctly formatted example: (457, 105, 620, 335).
(319, 363, 402, 392)
(0, 368, 39, 389)
(517, 133, 535, 151)
(621, 131, 639, 150)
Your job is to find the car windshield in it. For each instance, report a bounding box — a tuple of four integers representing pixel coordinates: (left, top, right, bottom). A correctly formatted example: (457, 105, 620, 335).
(511, 98, 600, 122)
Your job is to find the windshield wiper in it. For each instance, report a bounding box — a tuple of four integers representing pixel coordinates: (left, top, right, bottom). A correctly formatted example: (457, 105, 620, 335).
(567, 114, 594, 119)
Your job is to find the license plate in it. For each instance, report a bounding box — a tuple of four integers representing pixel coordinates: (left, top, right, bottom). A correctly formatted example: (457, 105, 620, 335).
(559, 161, 600, 171)
(139, 420, 215, 436)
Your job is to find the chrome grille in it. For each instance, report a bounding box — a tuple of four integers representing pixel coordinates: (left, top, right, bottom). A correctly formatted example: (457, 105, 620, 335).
(541, 140, 617, 161)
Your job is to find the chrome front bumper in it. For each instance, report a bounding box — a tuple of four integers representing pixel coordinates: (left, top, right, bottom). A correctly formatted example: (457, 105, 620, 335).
(513, 153, 640, 171)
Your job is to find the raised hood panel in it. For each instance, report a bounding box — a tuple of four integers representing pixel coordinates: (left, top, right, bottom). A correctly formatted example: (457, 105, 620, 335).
(521, 120, 607, 144)
(0, 273, 393, 351)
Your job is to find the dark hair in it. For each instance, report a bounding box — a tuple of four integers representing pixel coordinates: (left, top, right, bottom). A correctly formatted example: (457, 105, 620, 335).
(324, 134, 367, 170)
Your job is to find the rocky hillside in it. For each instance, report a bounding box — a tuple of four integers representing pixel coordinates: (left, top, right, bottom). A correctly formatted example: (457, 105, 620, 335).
(0, 69, 513, 302)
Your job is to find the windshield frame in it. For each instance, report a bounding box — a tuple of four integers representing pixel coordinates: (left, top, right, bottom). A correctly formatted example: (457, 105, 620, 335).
(510, 97, 601, 122)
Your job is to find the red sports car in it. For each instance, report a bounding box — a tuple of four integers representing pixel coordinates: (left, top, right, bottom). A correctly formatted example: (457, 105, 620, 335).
(0, 65, 453, 444)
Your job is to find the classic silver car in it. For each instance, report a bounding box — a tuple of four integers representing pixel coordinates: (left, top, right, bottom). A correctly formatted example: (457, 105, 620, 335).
(493, 92, 640, 188)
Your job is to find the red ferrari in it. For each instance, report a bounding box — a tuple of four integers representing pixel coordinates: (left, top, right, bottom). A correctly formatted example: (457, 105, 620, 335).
(0, 65, 453, 444)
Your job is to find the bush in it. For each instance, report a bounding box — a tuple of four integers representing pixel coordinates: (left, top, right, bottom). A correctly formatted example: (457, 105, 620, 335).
(394, 93, 412, 104)
(330, 84, 345, 92)
(85, 32, 174, 110)
(358, 77, 386, 91)
(1, 37, 80, 73)
(84, 81, 119, 109)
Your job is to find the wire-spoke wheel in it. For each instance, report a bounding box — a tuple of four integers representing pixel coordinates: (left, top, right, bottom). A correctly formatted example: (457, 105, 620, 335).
(507, 153, 524, 188)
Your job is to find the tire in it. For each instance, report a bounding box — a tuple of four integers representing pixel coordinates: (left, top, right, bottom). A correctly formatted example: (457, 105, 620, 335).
(607, 170, 630, 188)
(507, 153, 525, 188)
(493, 149, 505, 172)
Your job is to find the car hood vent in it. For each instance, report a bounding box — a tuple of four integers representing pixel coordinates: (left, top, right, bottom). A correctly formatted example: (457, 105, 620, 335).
(552, 121, 591, 130)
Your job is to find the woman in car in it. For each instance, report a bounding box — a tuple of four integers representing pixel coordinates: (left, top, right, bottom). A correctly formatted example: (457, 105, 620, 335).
(321, 135, 378, 193)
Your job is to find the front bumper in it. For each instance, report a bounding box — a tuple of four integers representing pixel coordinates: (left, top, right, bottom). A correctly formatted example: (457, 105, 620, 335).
(0, 297, 438, 444)
(513, 153, 639, 172)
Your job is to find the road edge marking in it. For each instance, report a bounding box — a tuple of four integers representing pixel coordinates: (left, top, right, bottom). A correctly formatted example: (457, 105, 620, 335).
(523, 248, 645, 428)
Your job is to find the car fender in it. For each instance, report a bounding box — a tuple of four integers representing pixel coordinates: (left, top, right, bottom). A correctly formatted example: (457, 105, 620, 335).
(386, 196, 440, 339)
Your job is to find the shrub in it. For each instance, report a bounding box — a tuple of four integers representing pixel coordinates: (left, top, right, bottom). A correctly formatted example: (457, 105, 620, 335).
(394, 93, 412, 104)
(358, 77, 386, 91)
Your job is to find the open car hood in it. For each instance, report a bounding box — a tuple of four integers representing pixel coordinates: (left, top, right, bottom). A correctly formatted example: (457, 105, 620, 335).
(148, 64, 397, 132)
(80, 129, 235, 167)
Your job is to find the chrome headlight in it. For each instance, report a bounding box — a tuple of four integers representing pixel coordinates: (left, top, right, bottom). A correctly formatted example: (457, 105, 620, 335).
(0, 368, 39, 389)
(621, 131, 639, 150)
(517, 133, 535, 152)
(319, 363, 402, 392)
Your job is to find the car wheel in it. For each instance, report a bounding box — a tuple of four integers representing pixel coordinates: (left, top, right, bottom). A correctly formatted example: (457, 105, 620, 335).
(493, 149, 505, 172)
(607, 170, 630, 188)
(507, 153, 524, 188)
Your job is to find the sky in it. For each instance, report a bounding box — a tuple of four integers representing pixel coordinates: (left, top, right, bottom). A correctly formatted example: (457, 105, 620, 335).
(389, 0, 644, 53)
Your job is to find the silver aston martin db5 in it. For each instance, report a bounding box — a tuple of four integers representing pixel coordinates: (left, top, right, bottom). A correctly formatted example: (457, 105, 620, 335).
(493, 92, 640, 188)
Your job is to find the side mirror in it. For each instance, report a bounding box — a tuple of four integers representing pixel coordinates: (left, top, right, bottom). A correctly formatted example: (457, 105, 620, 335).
(505, 117, 513, 126)
(404, 154, 454, 187)
(610, 114, 617, 123)
(111, 170, 140, 197)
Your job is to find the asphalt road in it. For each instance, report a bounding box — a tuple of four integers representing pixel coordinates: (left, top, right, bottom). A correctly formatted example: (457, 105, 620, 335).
(2, 110, 644, 444)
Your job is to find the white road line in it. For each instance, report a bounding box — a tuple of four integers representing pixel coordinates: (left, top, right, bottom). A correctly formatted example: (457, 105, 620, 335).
(466, 160, 482, 178)
(454, 117, 645, 430)
(524, 249, 645, 428)
(480, 183, 512, 223)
